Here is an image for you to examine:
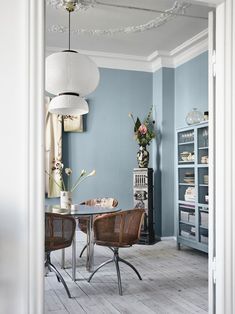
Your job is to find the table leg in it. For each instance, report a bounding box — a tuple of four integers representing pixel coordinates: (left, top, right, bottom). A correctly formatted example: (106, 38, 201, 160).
(72, 228, 76, 281)
(61, 249, 65, 269)
(86, 215, 94, 272)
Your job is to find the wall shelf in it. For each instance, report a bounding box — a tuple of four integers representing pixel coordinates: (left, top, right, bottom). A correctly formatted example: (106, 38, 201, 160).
(176, 122, 209, 253)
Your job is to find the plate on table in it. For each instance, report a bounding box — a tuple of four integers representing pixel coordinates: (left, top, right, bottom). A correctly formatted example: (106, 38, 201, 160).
(52, 206, 70, 215)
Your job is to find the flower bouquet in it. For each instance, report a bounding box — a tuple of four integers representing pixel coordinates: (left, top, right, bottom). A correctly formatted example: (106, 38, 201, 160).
(46, 161, 96, 209)
(129, 108, 155, 168)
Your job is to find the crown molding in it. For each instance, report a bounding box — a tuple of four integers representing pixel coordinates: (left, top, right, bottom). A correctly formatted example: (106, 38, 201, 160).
(46, 47, 153, 72)
(46, 29, 208, 73)
(171, 29, 208, 67)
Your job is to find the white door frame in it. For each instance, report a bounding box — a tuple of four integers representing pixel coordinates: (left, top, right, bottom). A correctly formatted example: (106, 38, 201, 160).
(198, 0, 235, 312)
(27, 0, 45, 313)
(27, 0, 235, 313)
(199, 0, 235, 313)
(214, 1, 235, 313)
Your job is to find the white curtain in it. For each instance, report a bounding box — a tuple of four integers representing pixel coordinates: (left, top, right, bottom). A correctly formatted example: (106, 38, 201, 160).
(45, 96, 63, 197)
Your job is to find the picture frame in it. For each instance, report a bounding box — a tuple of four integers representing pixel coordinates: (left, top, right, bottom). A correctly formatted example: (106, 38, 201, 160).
(63, 115, 84, 132)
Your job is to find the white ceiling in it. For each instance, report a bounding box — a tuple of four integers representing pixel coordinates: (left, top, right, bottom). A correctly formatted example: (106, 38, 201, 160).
(46, 0, 211, 57)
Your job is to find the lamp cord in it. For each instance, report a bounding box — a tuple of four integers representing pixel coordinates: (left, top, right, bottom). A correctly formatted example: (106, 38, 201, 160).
(68, 10, 71, 50)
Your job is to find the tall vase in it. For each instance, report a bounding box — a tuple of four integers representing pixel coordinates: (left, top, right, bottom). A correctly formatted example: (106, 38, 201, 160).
(60, 191, 72, 209)
(137, 145, 149, 168)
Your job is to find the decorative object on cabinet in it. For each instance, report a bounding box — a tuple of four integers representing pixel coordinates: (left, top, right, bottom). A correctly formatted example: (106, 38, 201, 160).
(176, 122, 209, 253)
(133, 168, 155, 244)
(63, 115, 84, 132)
(137, 146, 149, 168)
(204, 111, 209, 121)
(185, 108, 204, 125)
(46, 0, 99, 115)
(129, 108, 155, 168)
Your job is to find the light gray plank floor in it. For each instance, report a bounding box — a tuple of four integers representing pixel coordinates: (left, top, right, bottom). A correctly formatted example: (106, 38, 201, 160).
(45, 232, 208, 314)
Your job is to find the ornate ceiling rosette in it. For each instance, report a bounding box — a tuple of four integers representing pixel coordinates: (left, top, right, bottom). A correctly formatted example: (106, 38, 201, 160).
(47, 1, 191, 36)
(46, 0, 96, 11)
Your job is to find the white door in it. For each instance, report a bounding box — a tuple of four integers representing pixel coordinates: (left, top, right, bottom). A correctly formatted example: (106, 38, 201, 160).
(208, 10, 216, 314)
(0, 1, 45, 313)
(208, 2, 235, 313)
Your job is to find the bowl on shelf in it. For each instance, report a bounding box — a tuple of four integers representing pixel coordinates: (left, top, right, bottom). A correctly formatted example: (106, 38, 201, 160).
(187, 153, 195, 161)
(180, 151, 194, 162)
(184, 172, 195, 183)
(203, 175, 209, 184)
(201, 156, 208, 164)
(180, 151, 190, 161)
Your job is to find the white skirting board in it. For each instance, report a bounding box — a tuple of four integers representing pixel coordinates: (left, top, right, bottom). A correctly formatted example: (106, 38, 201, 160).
(160, 236, 177, 241)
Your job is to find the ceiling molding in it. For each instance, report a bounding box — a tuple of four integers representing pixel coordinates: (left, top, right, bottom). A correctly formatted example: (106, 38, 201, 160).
(170, 29, 208, 67)
(46, 29, 208, 73)
(46, 46, 154, 72)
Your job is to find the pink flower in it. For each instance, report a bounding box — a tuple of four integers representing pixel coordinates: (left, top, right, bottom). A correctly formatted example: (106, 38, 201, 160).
(138, 124, 147, 135)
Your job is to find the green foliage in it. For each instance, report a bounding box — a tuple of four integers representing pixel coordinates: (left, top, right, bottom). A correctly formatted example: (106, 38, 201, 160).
(129, 107, 155, 146)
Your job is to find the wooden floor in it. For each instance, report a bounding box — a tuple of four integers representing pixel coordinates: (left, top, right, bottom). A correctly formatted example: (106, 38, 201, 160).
(45, 232, 208, 314)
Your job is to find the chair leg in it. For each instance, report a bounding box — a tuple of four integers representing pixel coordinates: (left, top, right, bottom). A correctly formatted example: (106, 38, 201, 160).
(88, 258, 113, 282)
(45, 252, 60, 282)
(48, 262, 72, 298)
(47, 264, 60, 282)
(114, 254, 123, 296)
(119, 257, 142, 280)
(88, 248, 141, 296)
(79, 244, 87, 258)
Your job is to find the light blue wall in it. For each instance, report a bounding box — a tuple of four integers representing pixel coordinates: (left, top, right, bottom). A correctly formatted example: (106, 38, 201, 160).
(46, 52, 208, 239)
(153, 68, 175, 237)
(175, 52, 208, 128)
(162, 68, 175, 237)
(152, 69, 163, 237)
(46, 68, 153, 209)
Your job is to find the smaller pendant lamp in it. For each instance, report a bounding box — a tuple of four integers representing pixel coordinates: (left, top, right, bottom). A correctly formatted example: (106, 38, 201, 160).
(46, 0, 100, 115)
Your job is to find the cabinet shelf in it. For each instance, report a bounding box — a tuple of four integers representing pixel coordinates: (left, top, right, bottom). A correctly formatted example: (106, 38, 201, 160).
(178, 141, 194, 145)
(178, 200, 195, 205)
(178, 164, 195, 168)
(200, 225, 208, 229)
(176, 122, 209, 253)
(180, 221, 195, 227)
(198, 203, 209, 208)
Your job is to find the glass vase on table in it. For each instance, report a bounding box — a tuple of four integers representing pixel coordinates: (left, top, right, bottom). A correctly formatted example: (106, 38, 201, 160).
(60, 191, 72, 209)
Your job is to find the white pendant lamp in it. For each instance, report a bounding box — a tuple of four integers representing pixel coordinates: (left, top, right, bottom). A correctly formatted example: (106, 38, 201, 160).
(46, 0, 100, 115)
(49, 93, 89, 115)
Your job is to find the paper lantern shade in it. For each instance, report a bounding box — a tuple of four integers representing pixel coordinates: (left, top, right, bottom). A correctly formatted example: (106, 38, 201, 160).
(46, 51, 100, 96)
(48, 94, 89, 115)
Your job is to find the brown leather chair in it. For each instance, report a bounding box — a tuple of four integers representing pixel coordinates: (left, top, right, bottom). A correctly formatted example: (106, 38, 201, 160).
(78, 198, 118, 257)
(45, 213, 76, 298)
(88, 208, 145, 295)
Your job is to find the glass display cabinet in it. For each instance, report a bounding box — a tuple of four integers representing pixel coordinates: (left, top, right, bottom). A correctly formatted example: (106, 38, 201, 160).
(176, 122, 208, 253)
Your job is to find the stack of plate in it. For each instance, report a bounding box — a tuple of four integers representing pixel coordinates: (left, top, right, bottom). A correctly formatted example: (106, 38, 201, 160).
(204, 175, 208, 185)
(184, 187, 196, 202)
(184, 172, 195, 184)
